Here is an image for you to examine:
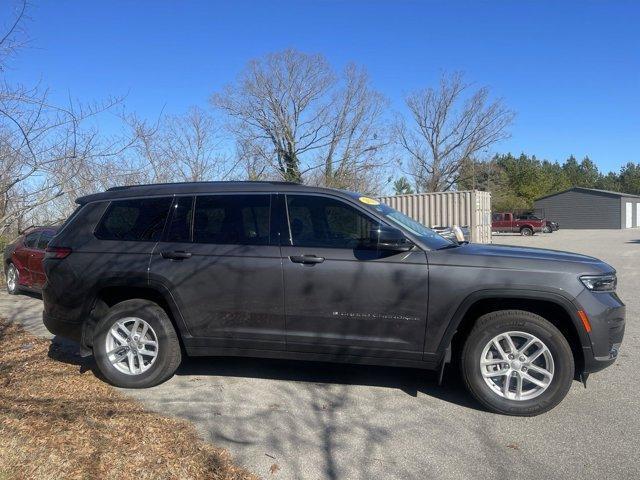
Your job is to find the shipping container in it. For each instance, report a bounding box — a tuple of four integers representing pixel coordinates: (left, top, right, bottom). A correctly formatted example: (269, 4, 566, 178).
(378, 190, 492, 243)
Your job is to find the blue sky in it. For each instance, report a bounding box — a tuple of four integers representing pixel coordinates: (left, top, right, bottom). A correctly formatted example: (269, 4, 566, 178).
(4, 0, 639, 173)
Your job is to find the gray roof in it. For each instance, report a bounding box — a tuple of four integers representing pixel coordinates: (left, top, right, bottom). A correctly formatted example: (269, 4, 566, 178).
(76, 181, 358, 204)
(535, 187, 640, 202)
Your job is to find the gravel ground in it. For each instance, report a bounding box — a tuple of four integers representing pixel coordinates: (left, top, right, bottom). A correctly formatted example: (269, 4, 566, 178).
(2, 229, 638, 479)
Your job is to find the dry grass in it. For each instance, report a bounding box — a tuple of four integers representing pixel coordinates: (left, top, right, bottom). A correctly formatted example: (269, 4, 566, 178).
(0, 319, 258, 480)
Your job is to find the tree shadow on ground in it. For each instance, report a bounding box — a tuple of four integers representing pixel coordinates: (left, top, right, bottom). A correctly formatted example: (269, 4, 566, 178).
(44, 335, 485, 412)
(47, 335, 95, 374)
(175, 355, 485, 412)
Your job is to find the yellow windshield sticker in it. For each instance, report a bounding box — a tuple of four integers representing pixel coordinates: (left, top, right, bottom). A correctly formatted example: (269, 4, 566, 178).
(359, 196, 380, 205)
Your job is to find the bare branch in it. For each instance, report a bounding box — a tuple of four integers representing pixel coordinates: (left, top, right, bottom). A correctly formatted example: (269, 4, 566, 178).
(396, 72, 515, 192)
(212, 49, 392, 191)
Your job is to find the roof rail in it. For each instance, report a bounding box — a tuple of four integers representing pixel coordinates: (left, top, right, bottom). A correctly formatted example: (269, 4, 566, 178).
(106, 180, 300, 191)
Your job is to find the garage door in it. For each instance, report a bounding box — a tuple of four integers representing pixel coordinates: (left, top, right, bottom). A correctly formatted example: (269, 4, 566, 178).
(626, 202, 633, 228)
(637, 203, 640, 227)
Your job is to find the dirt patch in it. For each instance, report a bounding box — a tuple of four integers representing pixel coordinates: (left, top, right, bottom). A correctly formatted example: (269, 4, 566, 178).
(0, 319, 258, 480)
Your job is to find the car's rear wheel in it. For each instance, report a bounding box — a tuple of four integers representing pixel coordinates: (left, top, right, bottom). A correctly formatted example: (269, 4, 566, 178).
(461, 310, 574, 416)
(520, 227, 533, 236)
(93, 299, 182, 388)
(5, 263, 19, 295)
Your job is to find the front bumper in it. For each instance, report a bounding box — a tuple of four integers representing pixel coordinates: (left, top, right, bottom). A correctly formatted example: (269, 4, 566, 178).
(577, 290, 625, 374)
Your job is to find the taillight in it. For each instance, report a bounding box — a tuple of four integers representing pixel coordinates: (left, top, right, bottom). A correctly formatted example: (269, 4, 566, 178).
(45, 246, 72, 259)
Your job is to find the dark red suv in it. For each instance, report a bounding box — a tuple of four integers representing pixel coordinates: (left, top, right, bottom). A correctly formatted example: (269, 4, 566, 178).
(3, 226, 59, 295)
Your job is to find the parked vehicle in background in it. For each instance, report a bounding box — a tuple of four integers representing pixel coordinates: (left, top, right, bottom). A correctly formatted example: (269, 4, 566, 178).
(42, 182, 624, 416)
(517, 214, 559, 233)
(492, 212, 544, 236)
(3, 226, 59, 294)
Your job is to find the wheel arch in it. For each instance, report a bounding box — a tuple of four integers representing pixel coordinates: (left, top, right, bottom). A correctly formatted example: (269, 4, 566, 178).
(441, 289, 589, 376)
(84, 278, 191, 351)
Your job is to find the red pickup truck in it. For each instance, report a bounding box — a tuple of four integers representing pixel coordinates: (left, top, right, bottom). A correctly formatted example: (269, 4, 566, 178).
(491, 212, 544, 236)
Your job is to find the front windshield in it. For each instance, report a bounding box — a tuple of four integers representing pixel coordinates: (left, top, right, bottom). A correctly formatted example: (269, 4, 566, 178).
(362, 200, 455, 250)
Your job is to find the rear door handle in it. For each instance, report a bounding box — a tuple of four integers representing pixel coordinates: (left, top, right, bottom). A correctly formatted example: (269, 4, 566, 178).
(161, 250, 192, 260)
(289, 255, 325, 264)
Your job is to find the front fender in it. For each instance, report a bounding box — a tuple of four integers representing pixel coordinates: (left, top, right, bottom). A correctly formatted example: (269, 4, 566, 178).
(429, 287, 590, 357)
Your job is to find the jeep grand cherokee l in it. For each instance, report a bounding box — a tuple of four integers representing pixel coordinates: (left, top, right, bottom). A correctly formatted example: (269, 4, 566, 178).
(42, 182, 625, 416)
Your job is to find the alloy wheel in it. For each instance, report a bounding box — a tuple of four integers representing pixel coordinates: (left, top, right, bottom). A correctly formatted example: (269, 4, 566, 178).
(105, 317, 159, 375)
(480, 331, 554, 401)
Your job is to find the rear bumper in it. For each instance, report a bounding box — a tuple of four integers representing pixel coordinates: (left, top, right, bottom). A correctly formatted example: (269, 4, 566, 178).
(43, 311, 83, 343)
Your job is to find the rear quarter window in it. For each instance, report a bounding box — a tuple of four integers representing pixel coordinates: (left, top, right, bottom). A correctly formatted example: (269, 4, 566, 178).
(23, 232, 40, 248)
(57, 205, 84, 234)
(95, 197, 172, 241)
(36, 231, 55, 250)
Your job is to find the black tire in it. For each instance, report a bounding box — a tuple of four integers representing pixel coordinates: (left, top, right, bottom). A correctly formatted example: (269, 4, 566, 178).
(542, 225, 552, 233)
(93, 299, 182, 388)
(5, 263, 19, 295)
(520, 227, 533, 236)
(461, 310, 574, 416)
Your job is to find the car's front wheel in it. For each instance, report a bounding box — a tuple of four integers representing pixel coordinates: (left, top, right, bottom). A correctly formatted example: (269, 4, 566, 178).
(93, 299, 182, 388)
(520, 227, 533, 236)
(461, 310, 574, 416)
(542, 225, 552, 233)
(5, 263, 19, 295)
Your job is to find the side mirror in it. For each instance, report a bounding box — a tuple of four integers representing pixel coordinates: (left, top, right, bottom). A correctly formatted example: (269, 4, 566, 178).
(369, 225, 413, 252)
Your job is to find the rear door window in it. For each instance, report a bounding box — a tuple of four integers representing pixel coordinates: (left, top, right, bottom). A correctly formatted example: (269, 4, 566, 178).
(164, 196, 194, 243)
(193, 195, 270, 245)
(95, 197, 172, 241)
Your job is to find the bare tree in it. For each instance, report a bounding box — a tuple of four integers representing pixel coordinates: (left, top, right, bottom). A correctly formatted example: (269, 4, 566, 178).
(126, 107, 234, 184)
(211, 49, 391, 191)
(0, 83, 129, 232)
(312, 64, 392, 193)
(0, 0, 28, 72)
(0, 1, 129, 233)
(234, 137, 271, 181)
(397, 72, 515, 192)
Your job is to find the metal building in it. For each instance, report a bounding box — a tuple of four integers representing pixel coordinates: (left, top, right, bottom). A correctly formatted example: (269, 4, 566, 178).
(534, 187, 640, 229)
(378, 190, 492, 243)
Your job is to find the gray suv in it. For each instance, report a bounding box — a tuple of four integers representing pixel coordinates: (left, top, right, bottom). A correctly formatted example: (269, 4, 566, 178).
(42, 181, 625, 416)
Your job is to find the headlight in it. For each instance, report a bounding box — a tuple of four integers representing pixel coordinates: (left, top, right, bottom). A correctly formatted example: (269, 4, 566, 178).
(580, 274, 617, 292)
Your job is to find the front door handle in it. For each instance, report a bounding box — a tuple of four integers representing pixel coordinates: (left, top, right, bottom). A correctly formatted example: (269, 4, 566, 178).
(161, 250, 192, 260)
(289, 255, 325, 264)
